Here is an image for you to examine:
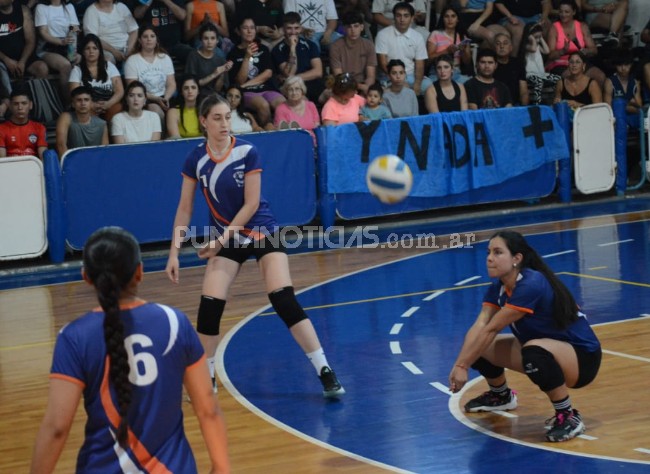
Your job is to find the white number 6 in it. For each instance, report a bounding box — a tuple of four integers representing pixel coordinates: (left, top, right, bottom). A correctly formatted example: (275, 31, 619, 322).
(124, 334, 158, 386)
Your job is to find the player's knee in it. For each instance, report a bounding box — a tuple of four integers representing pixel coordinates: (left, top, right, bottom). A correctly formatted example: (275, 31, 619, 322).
(471, 357, 505, 379)
(196, 295, 226, 336)
(268, 286, 308, 328)
(521, 345, 565, 392)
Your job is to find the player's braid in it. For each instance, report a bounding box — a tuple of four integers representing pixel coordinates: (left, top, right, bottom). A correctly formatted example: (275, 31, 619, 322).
(96, 272, 132, 447)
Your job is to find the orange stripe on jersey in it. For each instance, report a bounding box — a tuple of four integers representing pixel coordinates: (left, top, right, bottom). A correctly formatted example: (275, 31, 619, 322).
(181, 172, 198, 181)
(186, 354, 207, 373)
(100, 357, 172, 473)
(505, 303, 533, 314)
(245, 169, 262, 176)
(202, 188, 231, 225)
(50, 373, 86, 388)
(206, 137, 236, 163)
(483, 302, 500, 309)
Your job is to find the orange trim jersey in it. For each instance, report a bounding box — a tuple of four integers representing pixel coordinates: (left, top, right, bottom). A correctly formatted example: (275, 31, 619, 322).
(181, 138, 277, 243)
(0, 120, 47, 157)
(50, 302, 205, 473)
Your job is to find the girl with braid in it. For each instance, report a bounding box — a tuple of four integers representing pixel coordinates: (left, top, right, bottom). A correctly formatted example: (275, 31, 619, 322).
(165, 94, 345, 398)
(31, 227, 230, 473)
(449, 230, 601, 442)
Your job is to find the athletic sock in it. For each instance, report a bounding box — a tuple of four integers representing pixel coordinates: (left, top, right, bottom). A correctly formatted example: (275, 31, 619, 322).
(207, 357, 215, 379)
(306, 348, 329, 374)
(488, 382, 511, 398)
(552, 395, 572, 413)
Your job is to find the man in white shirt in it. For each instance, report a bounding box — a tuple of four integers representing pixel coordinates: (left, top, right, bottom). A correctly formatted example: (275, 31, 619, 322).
(372, 0, 429, 41)
(375, 1, 432, 96)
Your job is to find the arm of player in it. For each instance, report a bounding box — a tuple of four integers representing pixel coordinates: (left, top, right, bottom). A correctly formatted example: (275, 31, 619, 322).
(30, 378, 83, 474)
(166, 176, 197, 282)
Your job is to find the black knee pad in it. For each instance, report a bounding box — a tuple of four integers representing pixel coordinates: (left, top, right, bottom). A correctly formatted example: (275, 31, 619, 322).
(268, 286, 308, 328)
(196, 295, 226, 336)
(471, 357, 505, 379)
(521, 345, 565, 392)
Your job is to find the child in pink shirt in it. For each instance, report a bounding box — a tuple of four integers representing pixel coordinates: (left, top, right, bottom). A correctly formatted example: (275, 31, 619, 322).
(321, 73, 366, 126)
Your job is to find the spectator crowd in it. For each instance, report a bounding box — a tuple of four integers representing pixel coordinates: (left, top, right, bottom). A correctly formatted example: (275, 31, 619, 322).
(1, 0, 649, 160)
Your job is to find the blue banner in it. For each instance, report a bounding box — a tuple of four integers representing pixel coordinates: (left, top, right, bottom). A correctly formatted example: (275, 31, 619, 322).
(322, 106, 569, 197)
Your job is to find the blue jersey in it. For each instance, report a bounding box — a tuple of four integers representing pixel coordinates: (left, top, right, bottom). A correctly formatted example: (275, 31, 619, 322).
(483, 268, 601, 352)
(51, 301, 205, 473)
(182, 138, 277, 242)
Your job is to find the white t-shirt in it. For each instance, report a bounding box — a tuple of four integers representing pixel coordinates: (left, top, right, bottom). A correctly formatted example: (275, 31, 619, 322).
(111, 110, 162, 143)
(375, 26, 428, 76)
(83, 2, 139, 52)
(282, 0, 337, 33)
(35, 4, 79, 38)
(69, 61, 121, 101)
(124, 53, 174, 97)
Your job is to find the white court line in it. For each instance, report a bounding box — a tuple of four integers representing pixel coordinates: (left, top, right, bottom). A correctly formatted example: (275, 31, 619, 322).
(402, 361, 423, 374)
(634, 448, 650, 455)
(578, 434, 598, 441)
(430, 381, 450, 394)
(423, 290, 445, 301)
(390, 323, 403, 335)
(455, 276, 481, 286)
(494, 410, 518, 419)
(390, 341, 402, 354)
(401, 307, 419, 318)
(598, 239, 634, 247)
(542, 250, 576, 258)
(602, 349, 650, 364)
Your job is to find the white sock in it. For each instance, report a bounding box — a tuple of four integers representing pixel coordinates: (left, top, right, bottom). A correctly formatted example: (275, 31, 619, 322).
(306, 348, 329, 374)
(207, 357, 215, 378)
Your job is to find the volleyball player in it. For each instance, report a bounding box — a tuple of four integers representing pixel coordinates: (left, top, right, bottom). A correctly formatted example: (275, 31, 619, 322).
(31, 227, 229, 473)
(449, 230, 601, 442)
(165, 94, 345, 398)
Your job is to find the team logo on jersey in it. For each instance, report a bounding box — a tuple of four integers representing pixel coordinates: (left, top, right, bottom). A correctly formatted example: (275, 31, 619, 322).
(233, 170, 244, 187)
(29, 133, 38, 144)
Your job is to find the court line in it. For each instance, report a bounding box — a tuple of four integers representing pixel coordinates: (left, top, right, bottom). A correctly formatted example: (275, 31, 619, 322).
(401, 307, 419, 318)
(634, 448, 650, 455)
(560, 272, 650, 288)
(390, 341, 402, 354)
(542, 250, 576, 258)
(602, 349, 650, 364)
(402, 362, 423, 375)
(598, 239, 634, 247)
(390, 323, 403, 335)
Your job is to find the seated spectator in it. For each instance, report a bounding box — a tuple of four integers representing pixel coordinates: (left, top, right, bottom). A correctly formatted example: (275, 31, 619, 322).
(185, 23, 231, 97)
(520, 22, 560, 105)
(372, 0, 429, 42)
(465, 48, 513, 109)
(283, 0, 342, 53)
(458, 0, 508, 47)
(336, 0, 373, 30)
(494, 0, 550, 56)
(493, 33, 529, 105)
(425, 55, 469, 113)
(34, 0, 81, 104)
(545, 0, 605, 87)
(273, 75, 320, 133)
(375, 2, 432, 96)
(554, 51, 603, 110)
(229, 15, 285, 127)
(69, 34, 124, 122)
(0, 88, 47, 160)
(226, 85, 263, 133)
(185, 0, 228, 46)
(603, 51, 641, 128)
(124, 25, 177, 123)
(55, 86, 108, 157)
(166, 75, 202, 139)
(321, 73, 366, 126)
(238, 0, 284, 49)
(83, 0, 139, 64)
(0, 82, 8, 121)
(427, 5, 472, 84)
(111, 81, 162, 143)
(642, 19, 650, 98)
(133, 0, 193, 63)
(581, 0, 628, 47)
(382, 59, 419, 117)
(329, 11, 377, 96)
(0, 0, 49, 94)
(360, 82, 393, 120)
(272, 11, 324, 104)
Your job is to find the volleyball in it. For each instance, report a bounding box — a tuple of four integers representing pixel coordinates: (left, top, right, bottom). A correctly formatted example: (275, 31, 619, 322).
(366, 155, 413, 204)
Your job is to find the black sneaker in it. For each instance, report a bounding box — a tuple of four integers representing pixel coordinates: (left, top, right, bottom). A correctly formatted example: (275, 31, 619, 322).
(319, 367, 345, 398)
(602, 32, 619, 48)
(464, 389, 517, 413)
(546, 409, 585, 442)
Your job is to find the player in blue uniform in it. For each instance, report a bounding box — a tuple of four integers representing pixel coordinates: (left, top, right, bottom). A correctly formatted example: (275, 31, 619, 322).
(449, 230, 601, 442)
(165, 93, 344, 398)
(31, 227, 230, 473)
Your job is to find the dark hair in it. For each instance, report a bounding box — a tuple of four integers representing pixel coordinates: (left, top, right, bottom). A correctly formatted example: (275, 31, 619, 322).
(79, 34, 109, 84)
(71, 85, 93, 98)
(175, 75, 200, 131)
(557, 0, 578, 13)
(133, 24, 167, 57)
(10, 86, 32, 101)
(476, 48, 497, 62)
(341, 11, 364, 26)
(283, 11, 301, 25)
(435, 5, 466, 38)
(367, 82, 384, 97)
(198, 22, 220, 41)
(235, 14, 256, 30)
(124, 81, 147, 110)
(392, 2, 415, 17)
(223, 85, 252, 124)
(83, 226, 141, 448)
(387, 59, 406, 73)
(435, 54, 454, 69)
(332, 73, 357, 96)
(518, 23, 543, 64)
(490, 230, 579, 329)
(612, 49, 634, 66)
